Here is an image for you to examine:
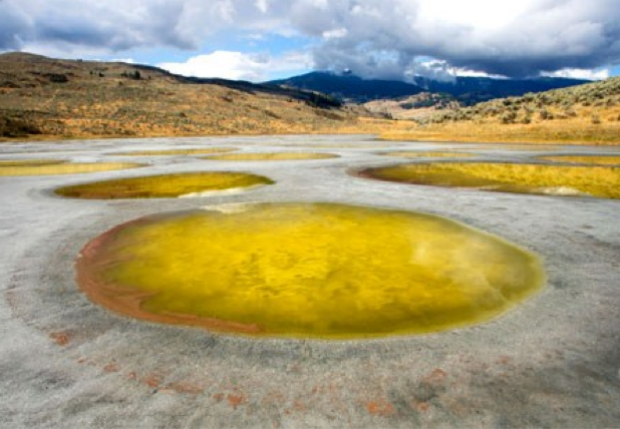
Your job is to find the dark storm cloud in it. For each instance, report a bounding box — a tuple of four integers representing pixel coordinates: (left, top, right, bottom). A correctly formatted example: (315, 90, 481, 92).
(0, 0, 199, 52)
(307, 0, 620, 78)
(435, 0, 620, 77)
(1, 0, 619, 79)
(0, 1, 32, 50)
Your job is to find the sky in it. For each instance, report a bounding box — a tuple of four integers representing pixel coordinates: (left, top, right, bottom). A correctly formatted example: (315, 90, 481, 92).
(1, 0, 620, 83)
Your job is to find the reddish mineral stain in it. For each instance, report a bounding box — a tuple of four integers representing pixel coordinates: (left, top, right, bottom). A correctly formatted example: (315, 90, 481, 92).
(365, 399, 395, 416)
(103, 362, 120, 373)
(166, 382, 204, 395)
(49, 332, 70, 346)
(417, 402, 430, 412)
(227, 394, 246, 409)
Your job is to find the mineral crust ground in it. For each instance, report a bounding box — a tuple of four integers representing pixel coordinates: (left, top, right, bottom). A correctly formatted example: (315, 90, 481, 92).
(0, 135, 619, 428)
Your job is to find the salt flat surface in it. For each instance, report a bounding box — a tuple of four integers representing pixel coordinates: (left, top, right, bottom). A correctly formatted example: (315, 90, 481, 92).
(0, 135, 619, 428)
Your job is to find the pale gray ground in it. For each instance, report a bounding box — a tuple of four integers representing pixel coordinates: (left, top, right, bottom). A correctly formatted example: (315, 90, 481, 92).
(0, 135, 619, 428)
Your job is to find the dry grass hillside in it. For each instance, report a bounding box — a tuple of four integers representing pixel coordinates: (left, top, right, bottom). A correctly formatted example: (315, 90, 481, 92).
(364, 93, 460, 120)
(0, 52, 395, 141)
(383, 77, 620, 145)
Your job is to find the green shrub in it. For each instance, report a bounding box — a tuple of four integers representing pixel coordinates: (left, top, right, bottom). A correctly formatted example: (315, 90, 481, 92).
(501, 111, 517, 124)
(539, 109, 553, 120)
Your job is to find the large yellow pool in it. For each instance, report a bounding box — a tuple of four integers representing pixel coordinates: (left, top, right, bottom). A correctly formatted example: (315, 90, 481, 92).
(77, 203, 545, 339)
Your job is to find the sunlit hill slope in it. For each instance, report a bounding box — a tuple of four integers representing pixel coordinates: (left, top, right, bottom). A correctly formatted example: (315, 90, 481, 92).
(383, 76, 620, 145)
(0, 52, 389, 141)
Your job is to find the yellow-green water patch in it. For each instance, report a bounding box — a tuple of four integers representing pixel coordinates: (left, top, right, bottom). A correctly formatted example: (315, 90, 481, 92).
(0, 162, 143, 176)
(359, 162, 620, 199)
(111, 148, 237, 156)
(379, 151, 473, 158)
(468, 144, 561, 151)
(280, 144, 381, 149)
(56, 172, 273, 199)
(539, 155, 620, 166)
(204, 152, 338, 161)
(77, 203, 544, 339)
(0, 159, 67, 167)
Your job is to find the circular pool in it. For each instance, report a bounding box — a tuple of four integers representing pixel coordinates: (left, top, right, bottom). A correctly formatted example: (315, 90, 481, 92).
(76, 203, 544, 338)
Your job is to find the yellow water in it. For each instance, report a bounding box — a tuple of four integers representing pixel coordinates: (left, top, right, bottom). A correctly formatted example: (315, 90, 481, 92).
(280, 144, 382, 148)
(56, 172, 273, 199)
(469, 144, 561, 151)
(0, 162, 143, 176)
(0, 159, 66, 167)
(539, 155, 620, 166)
(380, 151, 472, 158)
(361, 162, 620, 199)
(204, 152, 338, 161)
(112, 148, 237, 156)
(78, 203, 544, 338)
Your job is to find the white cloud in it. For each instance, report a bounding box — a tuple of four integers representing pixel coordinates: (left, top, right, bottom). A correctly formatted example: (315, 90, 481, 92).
(542, 68, 610, 81)
(449, 68, 508, 79)
(158, 50, 313, 81)
(322, 28, 348, 40)
(14, 41, 120, 61)
(111, 58, 136, 64)
(2, 0, 620, 80)
(255, 0, 268, 14)
(417, 0, 536, 31)
(404, 59, 456, 82)
(309, 0, 620, 79)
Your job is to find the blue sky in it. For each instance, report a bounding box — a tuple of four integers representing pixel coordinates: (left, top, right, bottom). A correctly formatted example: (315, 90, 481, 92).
(103, 32, 311, 67)
(1, 0, 619, 82)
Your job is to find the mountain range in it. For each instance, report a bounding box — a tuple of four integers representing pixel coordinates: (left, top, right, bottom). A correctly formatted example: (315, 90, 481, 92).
(1, 52, 616, 144)
(267, 71, 589, 105)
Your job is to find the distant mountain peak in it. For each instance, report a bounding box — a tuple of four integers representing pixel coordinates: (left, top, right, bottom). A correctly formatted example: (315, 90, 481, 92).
(268, 71, 423, 103)
(268, 71, 589, 105)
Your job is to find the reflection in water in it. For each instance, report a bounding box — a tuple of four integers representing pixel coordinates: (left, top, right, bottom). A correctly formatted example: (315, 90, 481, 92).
(56, 172, 273, 199)
(77, 203, 544, 339)
(204, 152, 338, 161)
(360, 162, 620, 199)
(111, 148, 237, 156)
(0, 162, 143, 176)
(539, 155, 620, 166)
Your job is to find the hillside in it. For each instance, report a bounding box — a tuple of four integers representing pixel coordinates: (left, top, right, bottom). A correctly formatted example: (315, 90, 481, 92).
(0, 52, 391, 141)
(382, 76, 620, 145)
(268, 71, 588, 104)
(412, 76, 589, 105)
(269, 72, 423, 103)
(363, 92, 461, 120)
